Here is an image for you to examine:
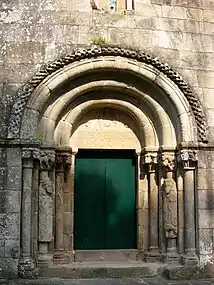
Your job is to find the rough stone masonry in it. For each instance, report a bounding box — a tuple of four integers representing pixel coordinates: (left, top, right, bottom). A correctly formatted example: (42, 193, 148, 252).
(1, 0, 214, 280)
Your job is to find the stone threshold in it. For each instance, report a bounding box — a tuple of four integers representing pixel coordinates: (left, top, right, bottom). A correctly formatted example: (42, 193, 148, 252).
(39, 262, 164, 279)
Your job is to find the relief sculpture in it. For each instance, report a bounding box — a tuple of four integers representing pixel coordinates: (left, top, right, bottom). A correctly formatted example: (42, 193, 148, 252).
(39, 150, 55, 242)
(163, 178, 178, 239)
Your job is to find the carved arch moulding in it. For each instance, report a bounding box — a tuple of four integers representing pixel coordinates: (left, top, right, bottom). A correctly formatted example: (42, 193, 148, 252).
(7, 45, 207, 142)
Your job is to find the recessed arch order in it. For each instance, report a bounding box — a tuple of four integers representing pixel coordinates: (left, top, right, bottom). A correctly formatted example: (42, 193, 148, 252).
(7, 46, 208, 149)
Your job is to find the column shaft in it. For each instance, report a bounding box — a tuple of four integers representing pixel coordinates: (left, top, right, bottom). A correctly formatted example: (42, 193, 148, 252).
(184, 168, 196, 253)
(22, 159, 33, 256)
(55, 169, 65, 250)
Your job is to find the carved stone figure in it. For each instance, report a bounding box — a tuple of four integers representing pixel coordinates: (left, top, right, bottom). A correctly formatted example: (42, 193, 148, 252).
(39, 150, 55, 242)
(163, 178, 178, 239)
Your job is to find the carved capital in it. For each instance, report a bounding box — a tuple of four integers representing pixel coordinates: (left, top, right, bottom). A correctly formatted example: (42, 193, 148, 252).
(159, 153, 175, 172)
(177, 149, 197, 169)
(40, 150, 55, 171)
(56, 152, 72, 171)
(22, 148, 41, 160)
(141, 152, 158, 173)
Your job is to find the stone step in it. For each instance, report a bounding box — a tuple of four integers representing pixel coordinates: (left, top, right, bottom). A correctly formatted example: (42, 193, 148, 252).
(39, 262, 164, 279)
(74, 250, 139, 262)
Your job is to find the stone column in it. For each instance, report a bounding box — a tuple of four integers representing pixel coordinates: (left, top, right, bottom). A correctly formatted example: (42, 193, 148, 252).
(38, 148, 55, 266)
(141, 150, 159, 261)
(18, 148, 40, 279)
(177, 149, 198, 265)
(160, 152, 178, 262)
(54, 147, 72, 264)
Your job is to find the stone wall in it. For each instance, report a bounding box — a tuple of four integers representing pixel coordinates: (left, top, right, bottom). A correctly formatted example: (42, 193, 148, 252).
(1, 0, 214, 278)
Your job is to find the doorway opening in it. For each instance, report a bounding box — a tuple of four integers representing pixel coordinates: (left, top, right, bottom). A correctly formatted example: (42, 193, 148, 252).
(74, 149, 137, 250)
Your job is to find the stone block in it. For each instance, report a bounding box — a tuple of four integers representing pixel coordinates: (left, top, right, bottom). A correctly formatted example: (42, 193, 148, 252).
(127, 16, 158, 29)
(134, 4, 162, 17)
(32, 24, 79, 44)
(153, 30, 184, 49)
(158, 18, 201, 33)
(197, 151, 214, 169)
(108, 27, 153, 48)
(63, 212, 73, 235)
(79, 25, 108, 45)
(89, 11, 127, 28)
(6, 148, 21, 167)
(187, 8, 203, 21)
(198, 209, 214, 229)
(5, 166, 22, 191)
(4, 239, 20, 259)
(4, 63, 37, 83)
(204, 9, 214, 23)
(5, 42, 44, 64)
(204, 22, 214, 35)
(0, 240, 4, 258)
(0, 190, 21, 213)
(176, 68, 198, 87)
(0, 258, 18, 278)
(197, 168, 214, 189)
(203, 88, 214, 108)
(151, 0, 187, 5)
(198, 228, 213, 255)
(63, 234, 73, 250)
(0, 213, 20, 240)
(198, 71, 214, 88)
(2, 23, 32, 42)
(162, 5, 187, 19)
(207, 109, 214, 127)
(163, 264, 199, 280)
(20, 108, 39, 139)
(192, 34, 213, 52)
(198, 190, 214, 210)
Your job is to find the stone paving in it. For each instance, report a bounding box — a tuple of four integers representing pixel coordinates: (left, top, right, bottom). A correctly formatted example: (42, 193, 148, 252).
(1, 278, 214, 285)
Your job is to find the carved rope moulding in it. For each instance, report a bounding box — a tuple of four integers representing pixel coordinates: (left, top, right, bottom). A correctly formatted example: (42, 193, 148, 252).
(8, 45, 207, 142)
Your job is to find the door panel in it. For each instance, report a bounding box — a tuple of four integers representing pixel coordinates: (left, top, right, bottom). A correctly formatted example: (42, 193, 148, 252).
(74, 156, 105, 249)
(74, 150, 136, 250)
(105, 157, 136, 249)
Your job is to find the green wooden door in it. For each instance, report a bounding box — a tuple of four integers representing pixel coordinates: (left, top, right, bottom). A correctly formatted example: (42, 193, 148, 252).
(74, 150, 136, 250)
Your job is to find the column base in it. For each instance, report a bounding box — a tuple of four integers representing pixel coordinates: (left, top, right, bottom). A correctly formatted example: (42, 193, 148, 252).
(144, 249, 161, 262)
(164, 251, 179, 264)
(18, 256, 38, 279)
(54, 250, 70, 264)
(180, 252, 199, 266)
(37, 253, 53, 267)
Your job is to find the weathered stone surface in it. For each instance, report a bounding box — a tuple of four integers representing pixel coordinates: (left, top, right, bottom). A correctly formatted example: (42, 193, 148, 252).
(0, 190, 21, 213)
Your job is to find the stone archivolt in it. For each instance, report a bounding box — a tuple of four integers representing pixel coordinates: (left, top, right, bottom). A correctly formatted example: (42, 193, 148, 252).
(8, 45, 207, 142)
